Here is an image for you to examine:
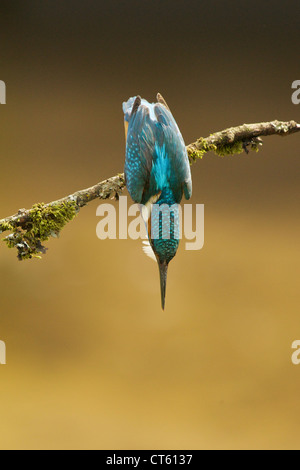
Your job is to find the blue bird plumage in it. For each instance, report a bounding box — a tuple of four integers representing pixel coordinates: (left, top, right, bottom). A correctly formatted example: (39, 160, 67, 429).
(123, 93, 192, 309)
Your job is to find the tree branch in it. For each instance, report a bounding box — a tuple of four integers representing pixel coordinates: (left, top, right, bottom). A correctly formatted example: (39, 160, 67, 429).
(187, 119, 300, 159)
(1, 119, 299, 260)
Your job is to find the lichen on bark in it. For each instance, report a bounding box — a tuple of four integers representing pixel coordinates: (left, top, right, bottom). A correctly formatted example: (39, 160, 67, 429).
(2, 200, 78, 260)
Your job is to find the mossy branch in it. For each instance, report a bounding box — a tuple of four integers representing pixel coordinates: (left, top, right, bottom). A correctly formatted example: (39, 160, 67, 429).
(1, 119, 299, 260)
(186, 119, 300, 161)
(0, 174, 125, 260)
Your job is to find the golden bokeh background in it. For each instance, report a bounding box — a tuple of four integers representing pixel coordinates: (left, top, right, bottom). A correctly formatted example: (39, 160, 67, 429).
(0, 1, 299, 449)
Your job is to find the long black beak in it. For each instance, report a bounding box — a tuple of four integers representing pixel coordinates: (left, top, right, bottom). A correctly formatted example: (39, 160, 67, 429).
(158, 261, 168, 310)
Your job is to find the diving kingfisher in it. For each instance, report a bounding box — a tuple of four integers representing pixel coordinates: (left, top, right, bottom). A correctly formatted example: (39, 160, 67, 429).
(123, 93, 192, 309)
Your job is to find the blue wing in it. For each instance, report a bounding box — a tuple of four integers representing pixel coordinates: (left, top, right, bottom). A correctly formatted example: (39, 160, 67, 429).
(123, 95, 192, 205)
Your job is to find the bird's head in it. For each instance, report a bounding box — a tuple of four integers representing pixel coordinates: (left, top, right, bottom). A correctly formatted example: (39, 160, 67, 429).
(151, 232, 180, 310)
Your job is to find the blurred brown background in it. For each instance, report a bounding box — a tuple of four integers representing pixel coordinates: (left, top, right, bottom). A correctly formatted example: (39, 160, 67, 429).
(0, 1, 299, 450)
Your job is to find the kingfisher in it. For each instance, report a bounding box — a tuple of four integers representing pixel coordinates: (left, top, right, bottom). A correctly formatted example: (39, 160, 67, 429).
(123, 93, 192, 309)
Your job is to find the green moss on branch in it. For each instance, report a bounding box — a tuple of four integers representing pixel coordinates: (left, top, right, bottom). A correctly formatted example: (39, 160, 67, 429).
(187, 138, 217, 162)
(187, 136, 263, 161)
(2, 200, 78, 260)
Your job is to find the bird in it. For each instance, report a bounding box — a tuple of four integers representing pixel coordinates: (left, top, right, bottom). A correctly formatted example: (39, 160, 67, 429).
(123, 93, 192, 309)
